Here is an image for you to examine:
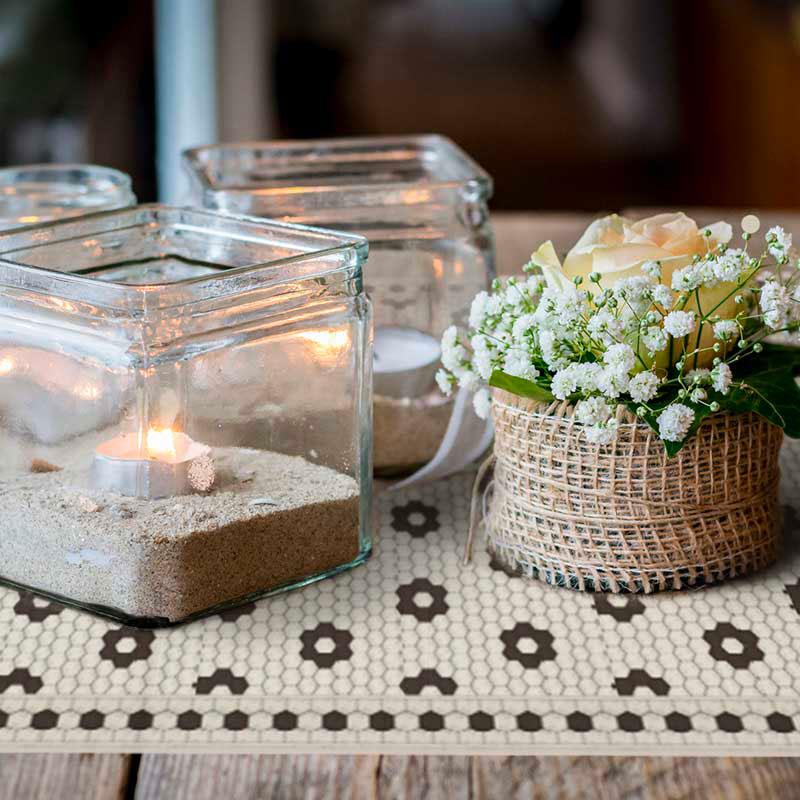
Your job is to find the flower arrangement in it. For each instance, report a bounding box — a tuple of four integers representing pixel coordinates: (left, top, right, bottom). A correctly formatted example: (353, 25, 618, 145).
(437, 213, 800, 454)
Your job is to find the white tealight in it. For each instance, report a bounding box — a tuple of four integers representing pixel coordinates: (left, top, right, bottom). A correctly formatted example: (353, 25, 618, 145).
(92, 431, 214, 499)
(373, 326, 442, 399)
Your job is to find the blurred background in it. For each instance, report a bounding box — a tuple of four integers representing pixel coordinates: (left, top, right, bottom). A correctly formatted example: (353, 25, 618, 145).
(1, 0, 799, 209)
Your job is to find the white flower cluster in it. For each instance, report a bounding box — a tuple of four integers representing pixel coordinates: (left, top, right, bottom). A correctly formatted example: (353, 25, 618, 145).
(437, 218, 800, 448)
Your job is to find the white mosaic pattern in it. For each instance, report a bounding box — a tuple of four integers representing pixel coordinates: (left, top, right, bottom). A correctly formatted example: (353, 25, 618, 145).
(0, 442, 799, 754)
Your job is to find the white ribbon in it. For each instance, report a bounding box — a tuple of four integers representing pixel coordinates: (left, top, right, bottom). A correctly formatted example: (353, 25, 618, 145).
(389, 387, 494, 491)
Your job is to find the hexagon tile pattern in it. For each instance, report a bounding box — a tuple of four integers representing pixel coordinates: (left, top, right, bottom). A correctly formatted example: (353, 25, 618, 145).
(0, 443, 799, 753)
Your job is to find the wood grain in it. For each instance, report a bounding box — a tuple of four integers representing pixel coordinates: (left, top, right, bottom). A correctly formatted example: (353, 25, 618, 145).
(133, 755, 800, 800)
(0, 754, 132, 800)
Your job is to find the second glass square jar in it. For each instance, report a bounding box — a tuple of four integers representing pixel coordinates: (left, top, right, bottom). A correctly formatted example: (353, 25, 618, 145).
(184, 135, 495, 475)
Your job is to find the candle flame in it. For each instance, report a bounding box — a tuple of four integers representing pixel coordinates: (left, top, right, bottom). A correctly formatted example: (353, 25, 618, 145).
(0, 356, 15, 376)
(146, 427, 176, 459)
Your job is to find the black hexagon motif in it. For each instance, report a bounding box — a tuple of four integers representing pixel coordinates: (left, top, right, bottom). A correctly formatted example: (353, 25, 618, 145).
(593, 594, 646, 623)
(218, 603, 257, 622)
(322, 711, 347, 731)
(300, 623, 353, 669)
(80, 711, 105, 730)
(177, 711, 203, 731)
(469, 712, 494, 732)
(99, 628, 156, 669)
(785, 580, 800, 615)
(194, 669, 248, 695)
(716, 712, 743, 733)
(612, 669, 670, 697)
(665, 712, 692, 733)
(391, 500, 439, 537)
(370, 711, 394, 731)
(273, 711, 298, 731)
(224, 711, 249, 731)
(566, 712, 593, 732)
(128, 710, 153, 731)
(419, 711, 445, 732)
(31, 710, 58, 730)
(517, 712, 542, 732)
(617, 712, 644, 732)
(703, 622, 764, 669)
(400, 669, 457, 696)
(0, 668, 43, 694)
(13, 591, 64, 623)
(500, 623, 557, 669)
(0, 711, 7, 729)
(396, 578, 449, 622)
(767, 712, 795, 733)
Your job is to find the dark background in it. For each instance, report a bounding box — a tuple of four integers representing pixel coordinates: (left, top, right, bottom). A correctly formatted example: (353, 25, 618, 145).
(1, 0, 799, 209)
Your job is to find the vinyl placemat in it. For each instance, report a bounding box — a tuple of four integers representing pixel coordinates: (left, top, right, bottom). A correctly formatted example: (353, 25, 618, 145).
(1, 443, 799, 755)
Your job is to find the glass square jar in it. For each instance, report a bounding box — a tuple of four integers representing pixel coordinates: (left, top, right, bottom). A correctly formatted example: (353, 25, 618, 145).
(183, 135, 495, 475)
(0, 164, 136, 231)
(0, 205, 372, 626)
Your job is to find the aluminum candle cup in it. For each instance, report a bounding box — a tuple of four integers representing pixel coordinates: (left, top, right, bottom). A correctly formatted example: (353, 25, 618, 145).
(0, 205, 372, 626)
(92, 431, 215, 499)
(184, 135, 495, 474)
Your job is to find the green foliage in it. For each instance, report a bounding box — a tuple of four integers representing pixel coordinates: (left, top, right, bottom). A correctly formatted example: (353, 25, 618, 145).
(489, 371, 554, 403)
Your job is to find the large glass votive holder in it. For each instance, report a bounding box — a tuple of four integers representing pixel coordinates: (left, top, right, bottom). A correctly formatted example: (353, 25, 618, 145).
(0, 204, 372, 626)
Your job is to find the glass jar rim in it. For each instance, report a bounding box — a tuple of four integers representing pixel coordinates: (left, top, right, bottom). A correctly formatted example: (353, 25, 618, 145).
(0, 163, 136, 231)
(0, 204, 368, 313)
(183, 134, 492, 200)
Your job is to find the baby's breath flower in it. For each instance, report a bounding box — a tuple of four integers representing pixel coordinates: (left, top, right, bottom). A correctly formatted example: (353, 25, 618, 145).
(641, 260, 662, 279)
(713, 319, 739, 341)
(760, 280, 791, 329)
(503, 349, 539, 381)
(657, 403, 695, 442)
(472, 388, 491, 420)
(767, 226, 792, 260)
(551, 364, 582, 400)
(628, 371, 660, 403)
(469, 291, 490, 328)
(596, 367, 630, 399)
(574, 395, 614, 425)
(711, 362, 732, 395)
(642, 325, 669, 354)
(584, 421, 619, 445)
(686, 368, 710, 385)
(663, 310, 697, 338)
(651, 284, 673, 309)
(603, 342, 637, 375)
(711, 249, 747, 283)
(435, 368, 454, 396)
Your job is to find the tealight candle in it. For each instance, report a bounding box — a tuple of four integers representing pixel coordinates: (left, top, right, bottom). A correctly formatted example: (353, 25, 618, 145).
(373, 326, 441, 399)
(91, 428, 215, 499)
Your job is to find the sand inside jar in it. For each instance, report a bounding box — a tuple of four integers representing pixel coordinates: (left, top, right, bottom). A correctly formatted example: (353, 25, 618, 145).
(0, 448, 362, 624)
(372, 392, 453, 476)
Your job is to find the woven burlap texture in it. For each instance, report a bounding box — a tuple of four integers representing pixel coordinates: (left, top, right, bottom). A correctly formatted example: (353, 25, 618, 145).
(487, 389, 783, 593)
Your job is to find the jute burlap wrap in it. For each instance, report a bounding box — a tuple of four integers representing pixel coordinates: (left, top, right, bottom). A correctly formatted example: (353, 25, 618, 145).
(485, 389, 783, 592)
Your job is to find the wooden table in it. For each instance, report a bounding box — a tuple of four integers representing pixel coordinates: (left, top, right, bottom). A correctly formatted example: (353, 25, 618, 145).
(2, 211, 799, 799)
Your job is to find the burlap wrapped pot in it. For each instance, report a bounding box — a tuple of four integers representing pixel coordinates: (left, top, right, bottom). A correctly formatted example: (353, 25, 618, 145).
(482, 389, 783, 593)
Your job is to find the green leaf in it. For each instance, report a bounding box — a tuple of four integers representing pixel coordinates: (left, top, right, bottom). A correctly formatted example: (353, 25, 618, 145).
(489, 370, 554, 403)
(721, 343, 800, 437)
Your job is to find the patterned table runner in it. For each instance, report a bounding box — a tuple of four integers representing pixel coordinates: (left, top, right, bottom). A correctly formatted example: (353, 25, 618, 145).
(0, 443, 799, 754)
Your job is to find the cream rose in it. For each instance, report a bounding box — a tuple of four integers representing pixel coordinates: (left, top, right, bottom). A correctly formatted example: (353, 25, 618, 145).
(530, 213, 739, 368)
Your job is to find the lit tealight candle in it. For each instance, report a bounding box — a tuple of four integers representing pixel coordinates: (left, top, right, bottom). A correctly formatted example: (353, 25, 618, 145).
(373, 326, 441, 399)
(91, 428, 215, 499)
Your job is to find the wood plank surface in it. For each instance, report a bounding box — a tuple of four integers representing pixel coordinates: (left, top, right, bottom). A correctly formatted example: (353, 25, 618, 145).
(0, 754, 132, 800)
(131, 754, 800, 800)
